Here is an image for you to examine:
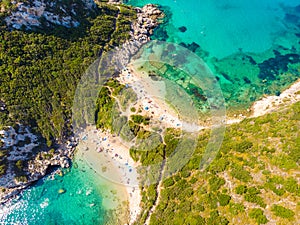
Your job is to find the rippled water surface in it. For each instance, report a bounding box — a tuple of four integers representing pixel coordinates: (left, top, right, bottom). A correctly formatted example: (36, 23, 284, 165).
(0, 158, 107, 225)
(2, 0, 300, 223)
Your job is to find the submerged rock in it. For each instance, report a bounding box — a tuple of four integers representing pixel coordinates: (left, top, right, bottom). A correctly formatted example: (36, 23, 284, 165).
(179, 42, 200, 52)
(243, 77, 251, 84)
(275, 90, 281, 96)
(258, 53, 300, 80)
(178, 26, 187, 32)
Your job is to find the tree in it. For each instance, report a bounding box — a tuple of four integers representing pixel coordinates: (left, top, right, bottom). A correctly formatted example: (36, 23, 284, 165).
(271, 205, 295, 219)
(235, 185, 247, 195)
(217, 193, 231, 206)
(209, 176, 225, 192)
(249, 208, 268, 224)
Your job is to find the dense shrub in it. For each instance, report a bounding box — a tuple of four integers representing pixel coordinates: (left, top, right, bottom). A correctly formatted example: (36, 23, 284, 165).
(230, 164, 252, 182)
(249, 208, 268, 224)
(209, 176, 225, 192)
(217, 193, 231, 206)
(235, 185, 247, 195)
(271, 205, 295, 219)
(235, 140, 253, 153)
(244, 187, 266, 208)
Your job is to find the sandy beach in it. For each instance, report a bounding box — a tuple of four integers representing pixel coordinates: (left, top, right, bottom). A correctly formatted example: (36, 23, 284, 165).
(75, 63, 206, 224)
(77, 64, 300, 225)
(251, 79, 300, 117)
(120, 64, 203, 131)
(77, 126, 141, 225)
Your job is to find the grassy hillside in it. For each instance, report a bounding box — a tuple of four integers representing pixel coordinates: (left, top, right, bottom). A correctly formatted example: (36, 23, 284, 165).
(133, 102, 300, 224)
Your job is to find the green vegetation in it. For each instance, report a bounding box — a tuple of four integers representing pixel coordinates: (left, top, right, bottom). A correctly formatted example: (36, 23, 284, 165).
(249, 208, 268, 224)
(0, 148, 7, 175)
(0, 3, 136, 176)
(1, 2, 300, 224)
(0, 164, 6, 176)
(96, 86, 117, 130)
(235, 140, 253, 153)
(271, 205, 295, 219)
(229, 202, 244, 215)
(235, 185, 247, 195)
(14, 175, 28, 183)
(217, 193, 231, 206)
(95, 78, 139, 134)
(129, 128, 183, 166)
(15, 160, 23, 171)
(133, 102, 300, 224)
(208, 176, 225, 192)
(244, 187, 266, 208)
(0, 4, 135, 143)
(230, 163, 252, 182)
(130, 115, 150, 125)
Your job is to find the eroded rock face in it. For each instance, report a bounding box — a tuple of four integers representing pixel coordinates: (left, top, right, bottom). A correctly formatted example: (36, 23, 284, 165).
(4, 0, 97, 29)
(132, 4, 163, 44)
(110, 4, 164, 69)
(108, 0, 121, 3)
(28, 153, 71, 179)
(0, 2, 163, 204)
(0, 124, 77, 203)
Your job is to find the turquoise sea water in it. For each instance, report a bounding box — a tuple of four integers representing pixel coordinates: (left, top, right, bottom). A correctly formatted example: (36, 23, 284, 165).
(128, 0, 300, 58)
(126, 0, 300, 111)
(2, 1, 300, 224)
(0, 157, 107, 225)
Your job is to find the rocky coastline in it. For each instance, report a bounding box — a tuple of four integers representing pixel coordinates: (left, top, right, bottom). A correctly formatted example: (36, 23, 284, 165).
(108, 3, 164, 68)
(0, 2, 163, 206)
(0, 124, 78, 204)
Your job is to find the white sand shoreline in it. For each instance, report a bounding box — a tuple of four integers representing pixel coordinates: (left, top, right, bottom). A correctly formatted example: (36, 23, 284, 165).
(251, 79, 300, 117)
(76, 127, 141, 225)
(227, 79, 300, 124)
(77, 68, 300, 225)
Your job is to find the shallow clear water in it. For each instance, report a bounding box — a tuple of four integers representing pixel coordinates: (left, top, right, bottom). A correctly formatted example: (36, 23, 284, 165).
(0, 157, 107, 225)
(2, 1, 300, 224)
(128, 0, 300, 58)
(127, 0, 300, 110)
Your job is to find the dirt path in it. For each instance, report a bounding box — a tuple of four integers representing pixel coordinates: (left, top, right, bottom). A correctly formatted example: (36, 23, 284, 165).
(144, 159, 166, 225)
(142, 79, 300, 224)
(251, 79, 300, 117)
(226, 79, 300, 125)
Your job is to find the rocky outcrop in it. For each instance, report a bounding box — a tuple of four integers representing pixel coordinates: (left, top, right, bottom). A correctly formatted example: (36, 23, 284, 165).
(107, 4, 164, 70)
(0, 125, 77, 204)
(28, 152, 70, 179)
(132, 4, 163, 44)
(4, 0, 162, 33)
(27, 137, 77, 181)
(0, 2, 163, 205)
(107, 0, 122, 3)
(4, 0, 97, 29)
(0, 100, 6, 112)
